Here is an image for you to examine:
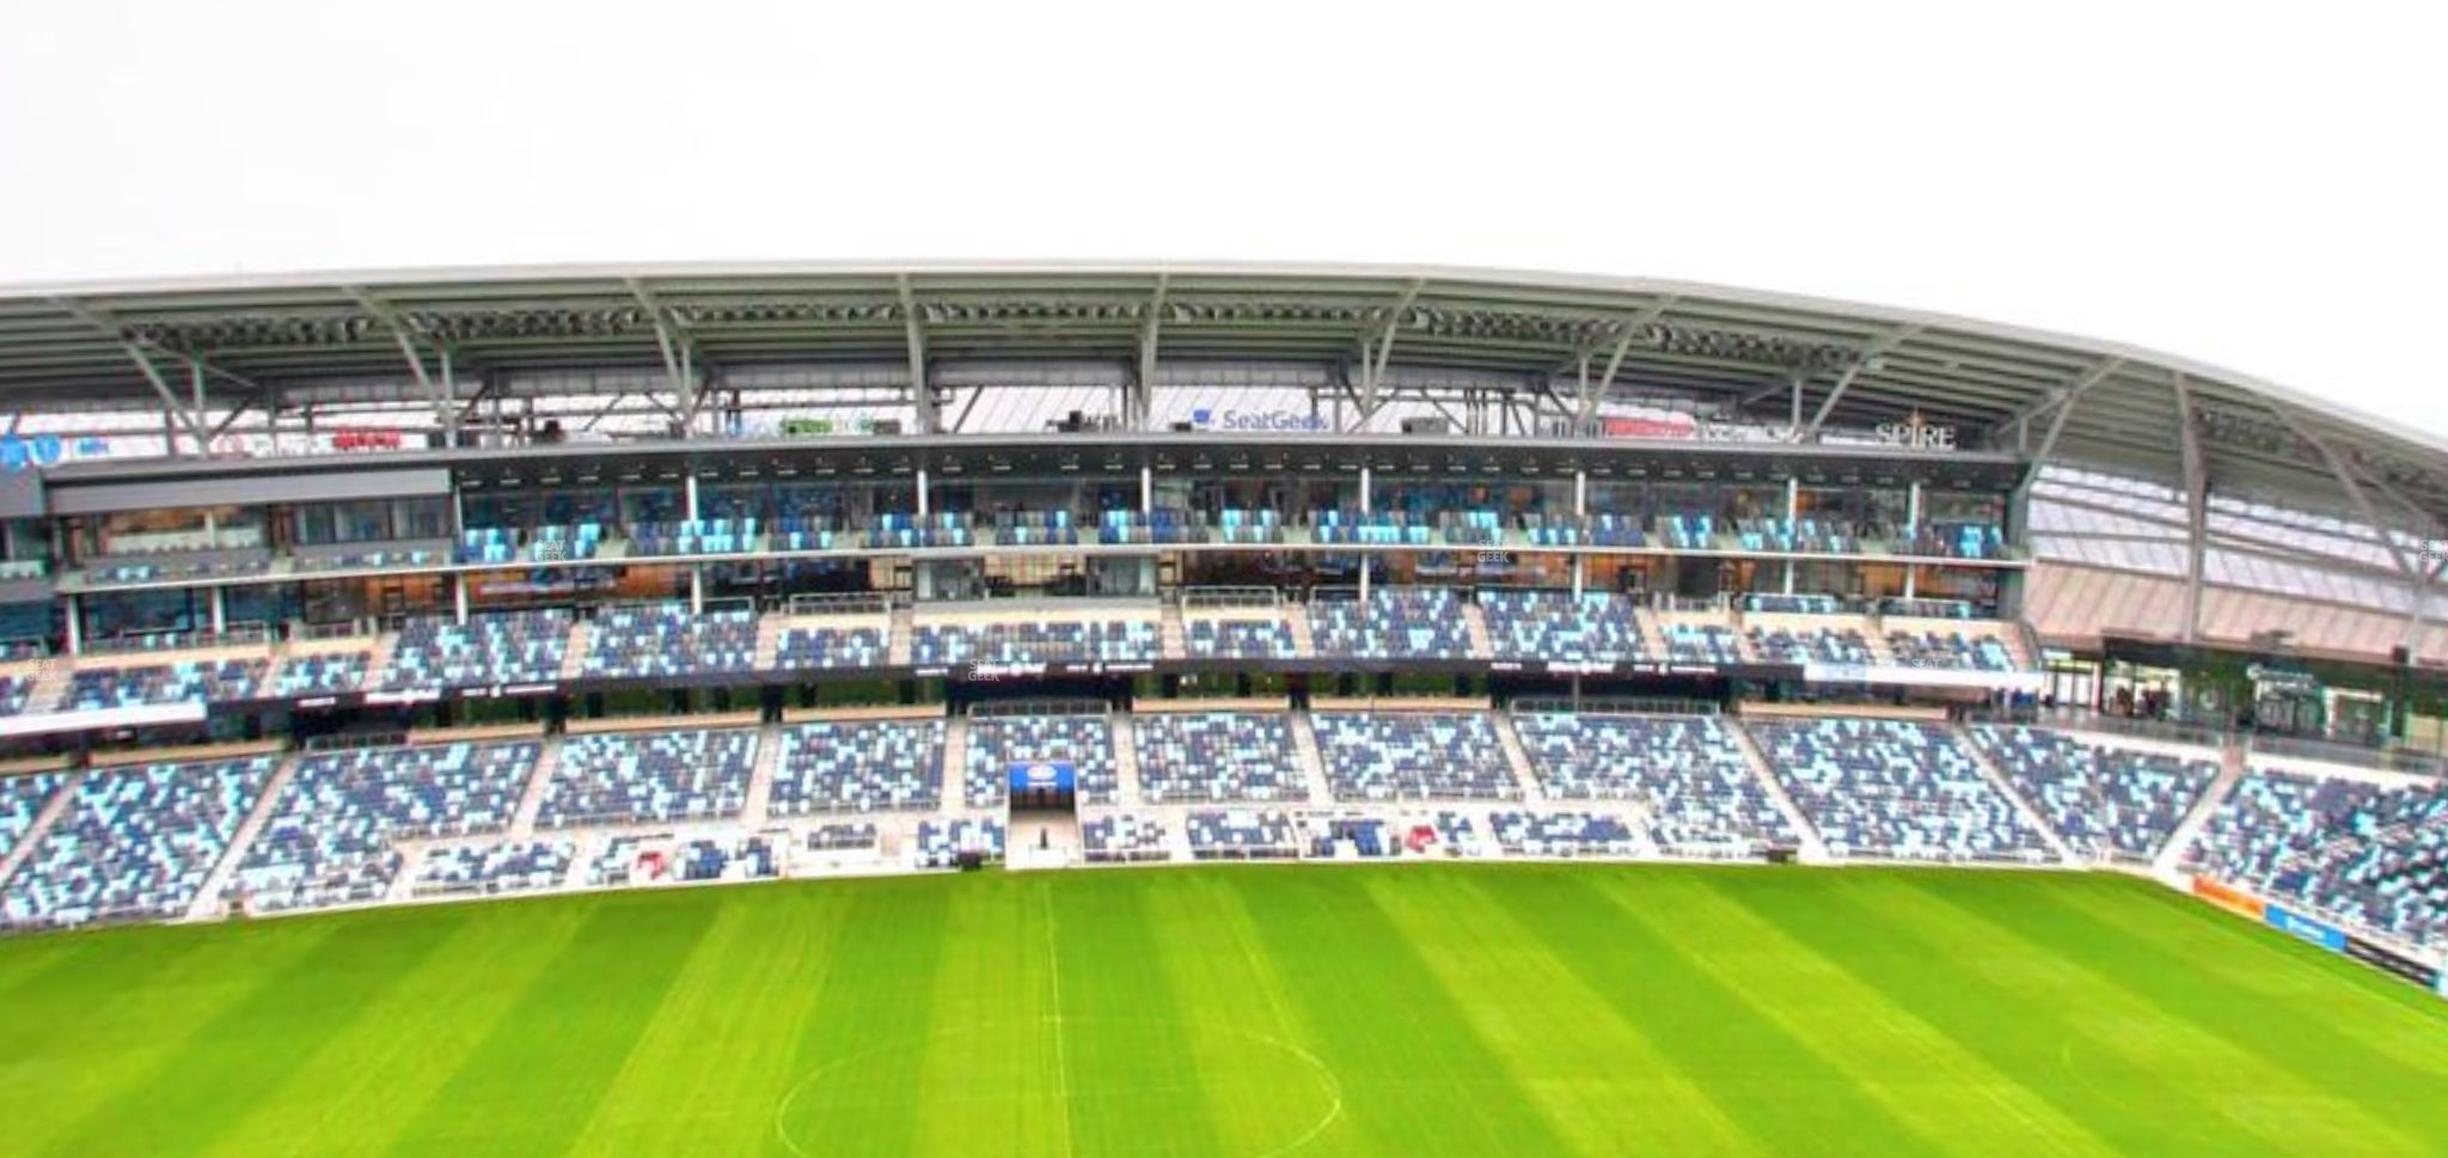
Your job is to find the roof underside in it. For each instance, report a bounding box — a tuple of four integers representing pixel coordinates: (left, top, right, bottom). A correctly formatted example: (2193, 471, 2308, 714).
(2, 260, 2442, 534)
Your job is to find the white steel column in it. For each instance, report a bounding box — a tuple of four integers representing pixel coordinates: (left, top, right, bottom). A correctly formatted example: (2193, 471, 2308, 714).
(915, 468, 930, 517)
(1903, 481, 1922, 600)
(1140, 465, 1153, 515)
(1783, 477, 1800, 595)
(64, 594, 81, 655)
(1359, 466, 1372, 513)
(453, 574, 469, 625)
(209, 587, 226, 634)
(1573, 469, 1587, 517)
(684, 475, 700, 523)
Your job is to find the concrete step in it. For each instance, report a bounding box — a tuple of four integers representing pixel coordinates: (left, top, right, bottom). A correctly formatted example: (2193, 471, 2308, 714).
(1461, 602, 1495, 661)
(557, 623, 592, 682)
(1158, 602, 1187, 662)
(1288, 711, 1335, 804)
(887, 607, 914, 667)
(1489, 711, 1544, 802)
(0, 769, 81, 892)
(188, 750, 307, 920)
(510, 736, 565, 837)
(754, 615, 785, 671)
(1110, 715, 1143, 806)
(942, 716, 971, 810)
(1954, 725, 2079, 866)
(742, 722, 783, 826)
(1285, 607, 1317, 660)
(2154, 742, 2249, 877)
(1724, 717, 1831, 863)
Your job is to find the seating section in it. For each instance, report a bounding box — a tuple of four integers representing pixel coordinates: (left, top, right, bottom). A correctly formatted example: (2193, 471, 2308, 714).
(1659, 513, 1717, 550)
(1747, 718, 2053, 863)
(1431, 810, 1480, 847)
(294, 547, 443, 572)
(588, 833, 780, 885)
(1658, 622, 1747, 666)
(1310, 510, 1433, 546)
(1745, 624, 1874, 665)
(1488, 810, 1640, 857)
(1735, 517, 1856, 555)
(85, 556, 272, 586)
(1204, 509, 1285, 545)
(1512, 712, 1796, 857)
(2189, 769, 2448, 950)
(804, 822, 881, 852)
(1912, 521, 2007, 560)
(272, 651, 371, 697)
(1187, 809, 1300, 859)
(583, 605, 758, 679)
(1132, 712, 1307, 803)
(770, 719, 944, 815)
(775, 622, 889, 670)
(1083, 814, 1171, 863)
(1183, 617, 1298, 659)
(230, 742, 539, 913)
(629, 518, 757, 557)
(0, 772, 64, 861)
(1096, 510, 1208, 546)
(1476, 590, 1648, 662)
(913, 619, 1159, 666)
(1887, 629, 2018, 672)
(862, 513, 973, 549)
(1970, 727, 2215, 860)
(1308, 589, 1471, 659)
(378, 611, 571, 690)
(1519, 513, 1644, 548)
(914, 818, 1004, 868)
(966, 715, 1120, 806)
(61, 658, 268, 709)
(536, 729, 757, 828)
(412, 839, 575, 895)
(1311, 711, 1519, 802)
(0, 758, 274, 929)
(0, 674, 30, 715)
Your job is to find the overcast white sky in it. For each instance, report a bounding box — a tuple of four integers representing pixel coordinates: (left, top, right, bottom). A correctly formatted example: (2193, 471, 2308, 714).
(2, 0, 2441, 433)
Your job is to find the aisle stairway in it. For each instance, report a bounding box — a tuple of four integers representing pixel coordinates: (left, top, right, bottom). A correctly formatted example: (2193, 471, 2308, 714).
(1288, 712, 1335, 803)
(742, 722, 783, 826)
(1955, 725, 2078, 865)
(510, 736, 565, 836)
(1490, 712, 1544, 801)
(186, 750, 306, 919)
(2152, 740, 2248, 876)
(1724, 718, 1831, 862)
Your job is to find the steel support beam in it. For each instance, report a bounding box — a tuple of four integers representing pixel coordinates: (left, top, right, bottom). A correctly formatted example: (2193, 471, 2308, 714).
(898, 275, 935, 434)
(52, 299, 217, 456)
(1351, 279, 1426, 427)
(2174, 374, 2208, 643)
(1801, 325, 1922, 440)
(345, 286, 459, 442)
(2000, 356, 2125, 450)
(1133, 273, 1170, 431)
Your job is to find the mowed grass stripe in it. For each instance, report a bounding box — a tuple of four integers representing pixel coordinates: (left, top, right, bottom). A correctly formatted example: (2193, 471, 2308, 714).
(1048, 872, 1227, 1157)
(1229, 868, 1576, 1156)
(1500, 868, 1942, 1156)
(1787, 872, 2353, 1154)
(42, 904, 460, 1156)
(0, 920, 338, 1154)
(900, 876, 1066, 1156)
(778, 873, 957, 1156)
(1617, 871, 2114, 1155)
(1154, 872, 1349, 1156)
(1372, 868, 1758, 1155)
(563, 885, 859, 1155)
(1906, 875, 2448, 1142)
(383, 893, 719, 1156)
(2041, 877, 2448, 1069)
(202, 901, 597, 1157)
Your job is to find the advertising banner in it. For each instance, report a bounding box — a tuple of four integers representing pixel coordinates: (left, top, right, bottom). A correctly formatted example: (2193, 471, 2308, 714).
(1007, 760, 1076, 794)
(2191, 876, 2266, 919)
(2340, 934, 2441, 990)
(1803, 662, 2046, 693)
(2264, 903, 2349, 953)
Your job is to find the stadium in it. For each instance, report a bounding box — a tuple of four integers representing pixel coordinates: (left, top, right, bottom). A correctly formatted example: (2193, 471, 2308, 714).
(0, 261, 2444, 1154)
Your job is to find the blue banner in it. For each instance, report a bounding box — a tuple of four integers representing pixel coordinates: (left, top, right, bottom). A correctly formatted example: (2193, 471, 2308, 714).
(1007, 760, 1076, 793)
(2264, 903, 2349, 953)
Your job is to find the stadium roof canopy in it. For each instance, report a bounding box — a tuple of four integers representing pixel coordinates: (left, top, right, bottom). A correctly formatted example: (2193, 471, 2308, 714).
(2, 260, 2443, 545)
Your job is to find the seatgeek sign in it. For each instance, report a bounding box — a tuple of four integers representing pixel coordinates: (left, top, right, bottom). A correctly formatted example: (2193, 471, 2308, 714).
(1188, 408, 1328, 433)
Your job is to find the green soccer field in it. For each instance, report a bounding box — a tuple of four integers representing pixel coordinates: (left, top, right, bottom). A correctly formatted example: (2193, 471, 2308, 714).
(2, 864, 2444, 1157)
